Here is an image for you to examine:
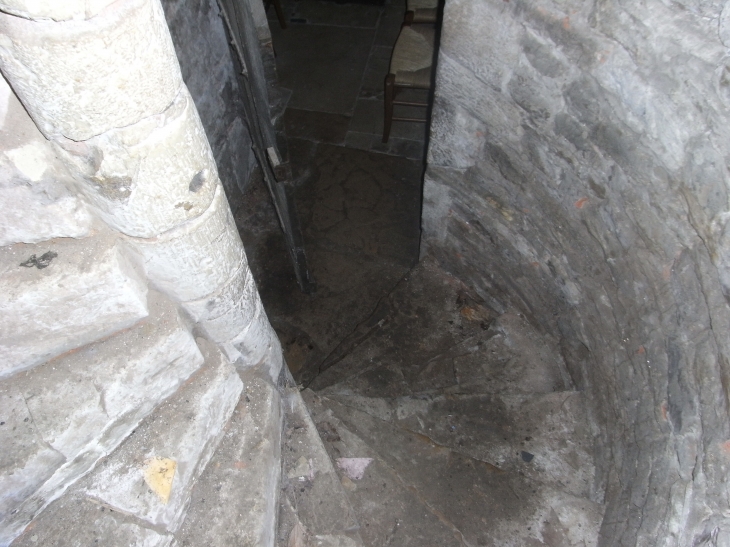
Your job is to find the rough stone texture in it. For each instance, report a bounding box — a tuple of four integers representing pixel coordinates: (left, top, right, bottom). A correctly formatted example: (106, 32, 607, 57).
(0, 0, 182, 141)
(84, 339, 242, 532)
(0, 74, 92, 246)
(0, 0, 285, 544)
(224, 307, 284, 384)
(161, 0, 257, 198)
(422, 0, 730, 544)
(174, 366, 281, 547)
(0, 0, 116, 21)
(126, 184, 245, 302)
(278, 386, 363, 547)
(183, 262, 261, 343)
(0, 292, 203, 545)
(11, 494, 173, 547)
(56, 87, 219, 238)
(0, 232, 149, 377)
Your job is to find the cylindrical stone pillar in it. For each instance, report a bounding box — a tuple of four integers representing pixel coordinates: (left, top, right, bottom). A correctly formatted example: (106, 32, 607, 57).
(0, 0, 280, 375)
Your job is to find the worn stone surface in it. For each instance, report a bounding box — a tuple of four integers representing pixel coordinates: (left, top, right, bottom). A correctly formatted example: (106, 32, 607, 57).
(84, 339, 242, 532)
(237, 140, 422, 387)
(422, 0, 730, 544)
(0, 0, 182, 141)
(315, 393, 603, 547)
(325, 390, 596, 500)
(174, 366, 281, 547)
(183, 261, 261, 343)
(0, 232, 149, 378)
(161, 0, 257, 198)
(0, 0, 117, 21)
(0, 74, 92, 246)
(57, 88, 218, 238)
(0, 292, 203, 546)
(11, 494, 173, 547)
(278, 387, 363, 546)
(303, 391, 463, 547)
(126, 184, 244, 302)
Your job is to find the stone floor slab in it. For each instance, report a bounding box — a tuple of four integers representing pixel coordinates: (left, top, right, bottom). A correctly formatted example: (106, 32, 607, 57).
(270, 24, 374, 115)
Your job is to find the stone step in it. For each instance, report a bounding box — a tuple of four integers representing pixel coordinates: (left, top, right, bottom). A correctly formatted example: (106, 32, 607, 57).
(10, 493, 174, 547)
(306, 391, 604, 547)
(0, 291, 203, 546)
(81, 339, 242, 533)
(0, 231, 149, 378)
(320, 389, 598, 499)
(301, 390, 464, 547)
(308, 259, 572, 400)
(173, 365, 282, 547)
(278, 384, 363, 547)
(308, 259, 500, 394)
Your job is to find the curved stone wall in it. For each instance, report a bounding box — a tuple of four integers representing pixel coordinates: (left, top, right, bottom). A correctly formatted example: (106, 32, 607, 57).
(422, 0, 730, 544)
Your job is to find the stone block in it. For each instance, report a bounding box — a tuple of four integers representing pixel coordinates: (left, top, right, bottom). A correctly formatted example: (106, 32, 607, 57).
(0, 0, 116, 21)
(279, 387, 361, 543)
(84, 339, 243, 532)
(126, 184, 245, 302)
(173, 367, 281, 547)
(225, 303, 283, 381)
(11, 494, 173, 547)
(0, 233, 149, 378)
(0, 292, 203, 546)
(182, 262, 260, 343)
(0, 182, 92, 247)
(0, 73, 92, 246)
(0, 385, 65, 531)
(57, 88, 219, 238)
(0, 0, 182, 141)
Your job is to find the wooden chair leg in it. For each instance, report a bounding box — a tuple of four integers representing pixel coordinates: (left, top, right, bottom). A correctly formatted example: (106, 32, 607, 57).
(383, 74, 395, 143)
(272, 0, 287, 29)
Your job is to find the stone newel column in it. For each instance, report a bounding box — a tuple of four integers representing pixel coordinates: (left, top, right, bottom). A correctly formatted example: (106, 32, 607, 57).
(0, 0, 281, 376)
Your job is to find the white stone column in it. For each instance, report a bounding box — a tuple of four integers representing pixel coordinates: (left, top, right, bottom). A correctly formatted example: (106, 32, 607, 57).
(0, 0, 281, 377)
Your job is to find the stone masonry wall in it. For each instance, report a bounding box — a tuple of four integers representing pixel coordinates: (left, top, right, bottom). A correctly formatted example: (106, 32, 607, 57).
(0, 1, 280, 544)
(422, 0, 730, 544)
(161, 0, 258, 200)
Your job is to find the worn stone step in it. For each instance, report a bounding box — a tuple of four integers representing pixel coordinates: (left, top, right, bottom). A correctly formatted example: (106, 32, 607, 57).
(308, 258, 500, 394)
(320, 389, 597, 500)
(301, 390, 463, 547)
(82, 339, 242, 533)
(309, 258, 572, 400)
(277, 385, 363, 547)
(0, 291, 203, 547)
(309, 392, 604, 547)
(0, 231, 149, 378)
(174, 365, 282, 547)
(11, 493, 173, 547)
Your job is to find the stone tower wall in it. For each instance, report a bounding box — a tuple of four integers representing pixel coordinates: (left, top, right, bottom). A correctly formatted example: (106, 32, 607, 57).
(422, 0, 730, 544)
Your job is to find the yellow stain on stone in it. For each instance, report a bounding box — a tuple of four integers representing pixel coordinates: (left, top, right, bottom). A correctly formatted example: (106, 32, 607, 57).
(143, 457, 177, 504)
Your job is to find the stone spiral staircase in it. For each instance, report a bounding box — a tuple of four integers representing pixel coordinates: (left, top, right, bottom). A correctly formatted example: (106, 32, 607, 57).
(2, 233, 604, 547)
(277, 259, 605, 547)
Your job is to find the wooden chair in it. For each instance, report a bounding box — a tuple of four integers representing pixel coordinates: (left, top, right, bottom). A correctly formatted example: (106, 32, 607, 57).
(404, 0, 438, 24)
(265, 0, 287, 29)
(382, 24, 435, 143)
